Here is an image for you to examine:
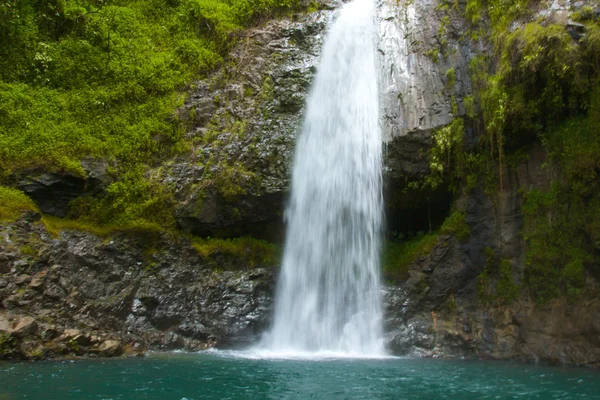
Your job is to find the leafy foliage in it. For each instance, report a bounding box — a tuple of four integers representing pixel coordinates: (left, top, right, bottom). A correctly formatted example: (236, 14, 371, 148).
(424, 118, 465, 191)
(0, 0, 300, 228)
(383, 211, 469, 281)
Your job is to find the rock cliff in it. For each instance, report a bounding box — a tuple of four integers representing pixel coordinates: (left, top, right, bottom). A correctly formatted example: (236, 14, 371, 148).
(0, 212, 275, 359)
(1, 0, 600, 368)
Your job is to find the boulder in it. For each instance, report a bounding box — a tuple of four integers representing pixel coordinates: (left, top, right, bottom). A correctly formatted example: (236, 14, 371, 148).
(11, 317, 38, 337)
(29, 271, 47, 289)
(98, 340, 123, 357)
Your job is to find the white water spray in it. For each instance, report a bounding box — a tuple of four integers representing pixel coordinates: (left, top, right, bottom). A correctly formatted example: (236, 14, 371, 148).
(262, 0, 384, 356)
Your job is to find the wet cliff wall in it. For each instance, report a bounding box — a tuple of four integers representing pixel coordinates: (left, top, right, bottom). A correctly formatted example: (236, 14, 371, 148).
(1, 0, 600, 367)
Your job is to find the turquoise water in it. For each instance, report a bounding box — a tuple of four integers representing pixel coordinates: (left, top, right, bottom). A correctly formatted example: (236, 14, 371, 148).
(1, 352, 600, 399)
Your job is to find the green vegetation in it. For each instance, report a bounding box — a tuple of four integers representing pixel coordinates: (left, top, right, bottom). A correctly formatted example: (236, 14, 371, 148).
(417, 0, 600, 303)
(0, 186, 38, 221)
(477, 248, 520, 305)
(445, 68, 456, 88)
(0, 0, 301, 229)
(20, 244, 36, 256)
(420, 118, 465, 192)
(382, 233, 439, 280)
(0, 332, 18, 358)
(70, 167, 176, 231)
(382, 211, 470, 280)
(440, 211, 469, 241)
(192, 236, 280, 267)
(469, 5, 600, 303)
(41, 214, 132, 238)
(521, 113, 600, 302)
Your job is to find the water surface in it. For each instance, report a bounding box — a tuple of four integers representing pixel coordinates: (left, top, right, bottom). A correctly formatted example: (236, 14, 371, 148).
(1, 352, 599, 399)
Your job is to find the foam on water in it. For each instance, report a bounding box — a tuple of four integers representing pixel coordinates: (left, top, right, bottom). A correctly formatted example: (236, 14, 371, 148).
(205, 348, 397, 361)
(260, 0, 384, 356)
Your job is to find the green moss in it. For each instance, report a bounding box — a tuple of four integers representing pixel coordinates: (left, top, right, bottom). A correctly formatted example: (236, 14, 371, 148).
(0, 332, 18, 359)
(260, 76, 275, 102)
(496, 259, 520, 304)
(192, 236, 280, 267)
(20, 244, 36, 256)
(519, 95, 600, 302)
(0, 186, 38, 222)
(440, 211, 470, 241)
(464, 95, 475, 118)
(382, 233, 440, 279)
(465, 0, 483, 25)
(445, 68, 456, 88)
(41, 215, 116, 238)
(571, 6, 596, 23)
(70, 167, 176, 231)
(477, 248, 520, 304)
(522, 184, 593, 303)
(424, 48, 440, 63)
(306, 0, 320, 13)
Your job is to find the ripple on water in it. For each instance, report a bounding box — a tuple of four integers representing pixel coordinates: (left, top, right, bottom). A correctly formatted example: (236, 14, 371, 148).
(1, 355, 600, 399)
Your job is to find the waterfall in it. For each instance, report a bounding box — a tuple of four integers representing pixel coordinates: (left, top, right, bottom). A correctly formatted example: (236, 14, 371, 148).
(262, 0, 384, 355)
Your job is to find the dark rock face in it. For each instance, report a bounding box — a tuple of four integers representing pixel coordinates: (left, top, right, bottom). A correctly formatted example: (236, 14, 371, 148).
(1, 145, 599, 367)
(384, 144, 600, 367)
(166, 5, 336, 239)
(0, 216, 275, 360)
(16, 159, 109, 218)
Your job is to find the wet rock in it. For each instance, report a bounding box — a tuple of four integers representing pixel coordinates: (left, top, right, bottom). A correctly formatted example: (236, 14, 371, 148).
(40, 325, 61, 341)
(169, 7, 332, 240)
(0, 216, 277, 359)
(24, 344, 48, 360)
(43, 283, 67, 300)
(377, 0, 482, 179)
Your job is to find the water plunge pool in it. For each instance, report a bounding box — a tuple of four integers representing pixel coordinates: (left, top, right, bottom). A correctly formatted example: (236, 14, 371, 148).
(2, 352, 599, 399)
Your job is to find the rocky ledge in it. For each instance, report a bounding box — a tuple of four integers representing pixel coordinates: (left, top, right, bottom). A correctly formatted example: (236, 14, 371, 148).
(0, 212, 275, 360)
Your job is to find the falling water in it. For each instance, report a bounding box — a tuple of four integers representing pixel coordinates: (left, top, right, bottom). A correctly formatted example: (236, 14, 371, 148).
(262, 0, 383, 355)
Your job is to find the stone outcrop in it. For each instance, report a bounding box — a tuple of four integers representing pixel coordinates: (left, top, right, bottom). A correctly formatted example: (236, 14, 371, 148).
(384, 144, 600, 367)
(15, 159, 110, 218)
(0, 213, 275, 360)
(165, 3, 337, 239)
(377, 0, 480, 179)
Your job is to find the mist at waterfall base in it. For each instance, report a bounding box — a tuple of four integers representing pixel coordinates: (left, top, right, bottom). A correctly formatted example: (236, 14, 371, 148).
(258, 0, 384, 357)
